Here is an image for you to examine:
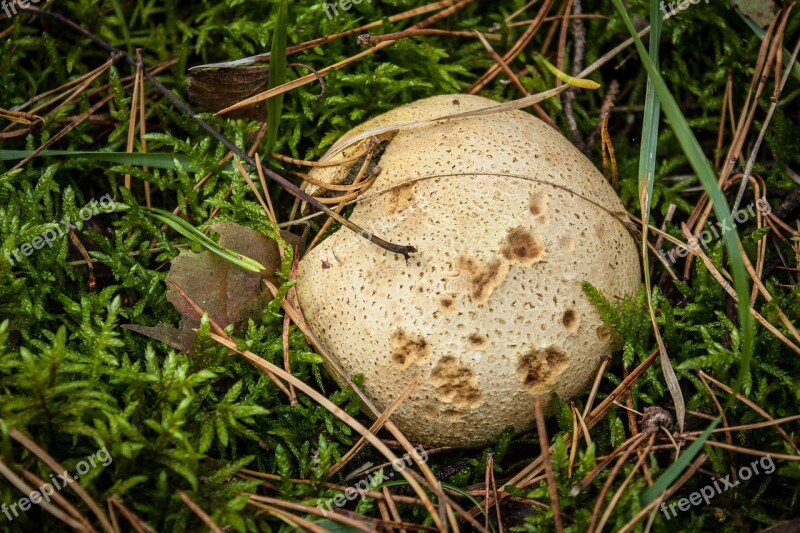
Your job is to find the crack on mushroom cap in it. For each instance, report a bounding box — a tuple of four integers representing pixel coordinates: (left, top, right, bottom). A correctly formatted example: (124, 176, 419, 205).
(517, 347, 569, 392)
(456, 256, 510, 304)
(502, 227, 545, 265)
(430, 356, 482, 407)
(390, 329, 430, 370)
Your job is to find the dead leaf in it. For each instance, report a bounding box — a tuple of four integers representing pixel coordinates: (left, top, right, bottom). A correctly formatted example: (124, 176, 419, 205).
(165, 222, 292, 330)
(187, 66, 268, 119)
(733, 0, 776, 27)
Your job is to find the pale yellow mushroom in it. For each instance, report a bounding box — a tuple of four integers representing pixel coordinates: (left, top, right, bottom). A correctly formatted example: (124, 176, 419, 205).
(296, 94, 640, 448)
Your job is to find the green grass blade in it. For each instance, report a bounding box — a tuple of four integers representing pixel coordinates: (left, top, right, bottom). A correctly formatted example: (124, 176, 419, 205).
(611, 0, 755, 396)
(146, 208, 265, 272)
(0, 150, 197, 170)
(265, 0, 289, 153)
(638, 0, 686, 431)
(640, 416, 721, 506)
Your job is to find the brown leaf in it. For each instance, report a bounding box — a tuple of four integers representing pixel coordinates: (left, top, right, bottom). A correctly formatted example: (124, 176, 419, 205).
(187, 67, 268, 119)
(165, 222, 290, 330)
(733, 0, 776, 27)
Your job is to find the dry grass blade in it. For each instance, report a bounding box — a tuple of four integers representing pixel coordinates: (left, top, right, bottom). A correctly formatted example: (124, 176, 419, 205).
(731, 22, 800, 214)
(123, 52, 141, 192)
(248, 500, 330, 533)
(248, 495, 372, 531)
(679, 224, 800, 356)
(363, 28, 500, 44)
(216, 0, 475, 117)
(7, 428, 115, 532)
(0, 459, 89, 530)
(699, 370, 798, 453)
(594, 436, 654, 532)
(264, 280, 463, 531)
(382, 486, 407, 533)
(687, 440, 800, 461)
(234, 159, 278, 225)
(271, 145, 370, 168)
(206, 332, 446, 531)
(469, 0, 556, 93)
(535, 397, 563, 532)
(108, 498, 154, 533)
(619, 453, 707, 533)
(588, 433, 654, 533)
(582, 355, 610, 419)
(177, 491, 222, 533)
(326, 379, 418, 478)
(168, 280, 294, 400)
(19, 468, 95, 530)
(135, 49, 151, 208)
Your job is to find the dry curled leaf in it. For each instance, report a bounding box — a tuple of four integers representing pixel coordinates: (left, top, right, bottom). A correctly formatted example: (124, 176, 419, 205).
(125, 223, 300, 353)
(733, 0, 777, 27)
(166, 222, 287, 329)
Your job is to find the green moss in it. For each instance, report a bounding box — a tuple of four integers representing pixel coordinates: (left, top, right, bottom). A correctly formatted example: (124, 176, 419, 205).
(1, 0, 799, 530)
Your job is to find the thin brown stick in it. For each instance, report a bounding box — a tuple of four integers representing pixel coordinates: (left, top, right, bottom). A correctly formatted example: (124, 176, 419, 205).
(7, 429, 115, 532)
(208, 333, 446, 530)
(0, 460, 88, 530)
(178, 491, 222, 533)
(535, 397, 563, 532)
(325, 379, 418, 478)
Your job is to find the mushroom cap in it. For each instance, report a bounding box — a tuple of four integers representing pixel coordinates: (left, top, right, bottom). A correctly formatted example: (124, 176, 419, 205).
(296, 94, 640, 448)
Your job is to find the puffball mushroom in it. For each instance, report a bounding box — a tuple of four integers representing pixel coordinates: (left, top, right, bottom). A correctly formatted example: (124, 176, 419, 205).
(295, 94, 640, 448)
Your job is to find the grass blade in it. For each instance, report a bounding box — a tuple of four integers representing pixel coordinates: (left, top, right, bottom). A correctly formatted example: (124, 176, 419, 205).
(0, 150, 196, 170)
(638, 1, 685, 431)
(146, 207, 265, 272)
(265, 0, 289, 153)
(611, 0, 755, 397)
(640, 416, 721, 505)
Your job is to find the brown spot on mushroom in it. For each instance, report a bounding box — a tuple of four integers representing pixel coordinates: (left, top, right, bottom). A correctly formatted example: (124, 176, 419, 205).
(502, 227, 545, 265)
(438, 296, 456, 312)
(390, 329, 430, 370)
(457, 256, 509, 304)
(467, 333, 487, 350)
(562, 309, 580, 333)
(529, 193, 549, 217)
(517, 347, 569, 391)
(386, 182, 415, 215)
(430, 356, 482, 407)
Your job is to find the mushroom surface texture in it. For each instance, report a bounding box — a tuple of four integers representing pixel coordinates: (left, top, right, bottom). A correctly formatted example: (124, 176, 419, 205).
(295, 94, 641, 448)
